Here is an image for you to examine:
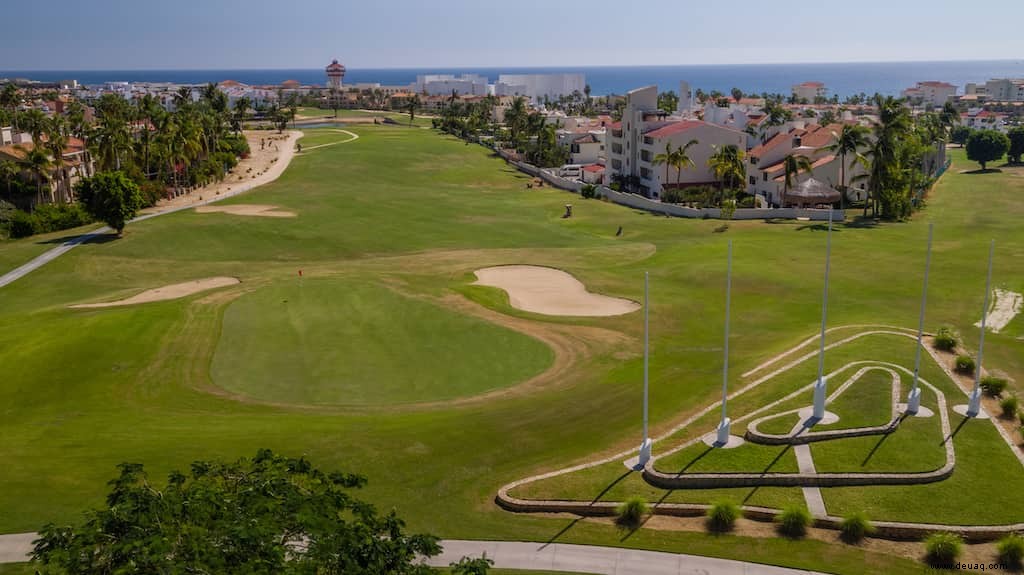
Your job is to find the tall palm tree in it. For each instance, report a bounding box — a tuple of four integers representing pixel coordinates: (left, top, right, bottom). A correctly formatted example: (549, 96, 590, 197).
(18, 145, 52, 207)
(707, 144, 746, 205)
(781, 154, 813, 205)
(22, 109, 48, 144)
(670, 139, 699, 189)
(652, 142, 674, 194)
(232, 97, 251, 133)
(817, 124, 870, 208)
(44, 117, 68, 203)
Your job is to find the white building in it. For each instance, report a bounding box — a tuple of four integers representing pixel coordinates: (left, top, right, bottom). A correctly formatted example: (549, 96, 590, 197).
(792, 81, 826, 102)
(983, 78, 1024, 101)
(414, 74, 488, 96)
(606, 85, 745, 198)
(901, 81, 957, 107)
(960, 109, 1010, 132)
(496, 74, 586, 103)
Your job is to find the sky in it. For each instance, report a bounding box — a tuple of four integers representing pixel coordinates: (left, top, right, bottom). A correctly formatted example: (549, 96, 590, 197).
(2, 0, 1023, 70)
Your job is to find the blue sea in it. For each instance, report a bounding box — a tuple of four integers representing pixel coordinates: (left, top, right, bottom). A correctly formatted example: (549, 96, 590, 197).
(3, 61, 1024, 98)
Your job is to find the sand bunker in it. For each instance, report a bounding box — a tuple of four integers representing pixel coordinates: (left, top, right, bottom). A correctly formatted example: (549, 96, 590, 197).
(975, 289, 1022, 333)
(71, 277, 240, 309)
(473, 265, 640, 317)
(194, 204, 296, 218)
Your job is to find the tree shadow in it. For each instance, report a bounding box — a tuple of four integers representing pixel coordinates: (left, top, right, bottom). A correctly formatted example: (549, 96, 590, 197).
(962, 168, 1003, 175)
(842, 217, 880, 229)
(34, 231, 117, 246)
(761, 445, 792, 474)
(589, 470, 633, 504)
(620, 483, 677, 542)
(795, 222, 844, 232)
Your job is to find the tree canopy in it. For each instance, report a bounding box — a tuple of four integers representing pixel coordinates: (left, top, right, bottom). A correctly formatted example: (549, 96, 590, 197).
(32, 449, 441, 575)
(950, 125, 972, 147)
(966, 130, 1010, 170)
(1007, 127, 1024, 164)
(74, 171, 144, 234)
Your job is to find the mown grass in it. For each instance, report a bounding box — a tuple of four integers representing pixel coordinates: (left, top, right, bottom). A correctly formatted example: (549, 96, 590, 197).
(0, 129, 1021, 574)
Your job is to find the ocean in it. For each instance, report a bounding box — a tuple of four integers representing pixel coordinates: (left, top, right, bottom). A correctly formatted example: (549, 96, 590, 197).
(3, 61, 1024, 98)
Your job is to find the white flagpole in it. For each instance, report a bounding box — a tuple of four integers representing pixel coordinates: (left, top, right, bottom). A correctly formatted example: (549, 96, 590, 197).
(968, 241, 995, 417)
(908, 223, 934, 414)
(643, 271, 649, 442)
(721, 241, 733, 424)
(813, 209, 833, 420)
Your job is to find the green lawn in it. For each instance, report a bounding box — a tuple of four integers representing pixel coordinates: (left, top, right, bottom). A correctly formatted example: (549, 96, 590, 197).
(0, 223, 104, 276)
(0, 128, 1021, 575)
(211, 277, 553, 405)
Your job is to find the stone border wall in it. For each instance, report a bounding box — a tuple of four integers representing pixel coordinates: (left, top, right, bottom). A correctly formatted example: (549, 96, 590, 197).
(746, 412, 902, 445)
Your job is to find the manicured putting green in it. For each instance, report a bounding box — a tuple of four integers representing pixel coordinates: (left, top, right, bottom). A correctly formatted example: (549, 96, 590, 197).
(211, 278, 553, 405)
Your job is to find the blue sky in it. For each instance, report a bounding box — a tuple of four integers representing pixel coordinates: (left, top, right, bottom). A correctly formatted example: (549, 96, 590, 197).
(2, 0, 1022, 70)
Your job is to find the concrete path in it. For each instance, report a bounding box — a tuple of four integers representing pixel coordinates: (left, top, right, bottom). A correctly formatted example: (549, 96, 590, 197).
(793, 444, 827, 518)
(428, 540, 830, 574)
(0, 130, 302, 290)
(0, 534, 830, 573)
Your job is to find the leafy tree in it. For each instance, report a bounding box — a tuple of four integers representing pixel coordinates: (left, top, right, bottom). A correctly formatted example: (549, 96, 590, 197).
(965, 129, 1010, 170)
(1007, 126, 1024, 164)
(657, 90, 679, 114)
(18, 145, 52, 207)
(32, 449, 440, 575)
(950, 125, 971, 147)
(74, 171, 144, 234)
(450, 554, 494, 575)
(730, 87, 744, 102)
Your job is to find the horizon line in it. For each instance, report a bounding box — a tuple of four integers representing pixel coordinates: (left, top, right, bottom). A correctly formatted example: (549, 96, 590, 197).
(3, 57, 1024, 74)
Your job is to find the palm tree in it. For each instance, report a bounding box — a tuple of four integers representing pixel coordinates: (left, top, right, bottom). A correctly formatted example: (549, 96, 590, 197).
(670, 139, 699, 189)
(22, 109, 48, 144)
(781, 154, 813, 205)
(44, 117, 68, 203)
(232, 97, 251, 133)
(18, 145, 52, 207)
(817, 124, 870, 208)
(0, 159, 19, 201)
(707, 144, 746, 205)
(652, 142, 674, 195)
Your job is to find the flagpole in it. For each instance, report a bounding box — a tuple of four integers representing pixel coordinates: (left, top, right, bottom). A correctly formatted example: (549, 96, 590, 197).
(813, 209, 833, 420)
(908, 223, 933, 414)
(968, 240, 994, 417)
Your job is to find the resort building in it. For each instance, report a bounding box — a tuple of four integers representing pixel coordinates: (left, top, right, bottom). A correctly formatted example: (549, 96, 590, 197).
(901, 81, 957, 107)
(0, 134, 93, 205)
(495, 74, 586, 103)
(959, 109, 1011, 132)
(791, 81, 826, 102)
(326, 59, 346, 90)
(605, 85, 745, 198)
(414, 74, 488, 96)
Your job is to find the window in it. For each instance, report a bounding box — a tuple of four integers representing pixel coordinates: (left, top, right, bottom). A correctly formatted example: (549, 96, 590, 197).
(640, 167, 652, 179)
(763, 172, 769, 182)
(611, 143, 623, 154)
(643, 136, 653, 145)
(611, 159, 622, 169)
(749, 175, 756, 185)
(750, 156, 758, 165)
(640, 150, 651, 162)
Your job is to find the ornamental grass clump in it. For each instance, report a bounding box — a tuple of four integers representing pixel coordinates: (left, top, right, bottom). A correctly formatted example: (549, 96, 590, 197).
(839, 512, 875, 543)
(955, 355, 976, 375)
(997, 534, 1024, 569)
(616, 496, 648, 529)
(933, 327, 958, 351)
(1001, 395, 1020, 419)
(981, 376, 1009, 397)
(924, 532, 963, 568)
(706, 499, 741, 533)
(776, 506, 811, 538)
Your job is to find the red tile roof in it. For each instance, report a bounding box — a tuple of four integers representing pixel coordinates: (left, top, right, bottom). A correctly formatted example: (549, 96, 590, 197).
(643, 120, 706, 139)
(582, 164, 605, 173)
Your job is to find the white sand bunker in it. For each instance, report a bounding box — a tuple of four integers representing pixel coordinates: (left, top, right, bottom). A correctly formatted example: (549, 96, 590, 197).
(71, 277, 240, 309)
(194, 204, 296, 218)
(975, 289, 1022, 333)
(474, 265, 640, 317)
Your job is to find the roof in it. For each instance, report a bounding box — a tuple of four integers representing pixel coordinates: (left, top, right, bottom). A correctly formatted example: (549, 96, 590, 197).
(795, 82, 825, 88)
(749, 131, 793, 158)
(785, 178, 840, 201)
(643, 120, 707, 139)
(799, 123, 845, 148)
(0, 144, 30, 161)
(918, 81, 956, 88)
(582, 164, 605, 173)
(573, 134, 599, 144)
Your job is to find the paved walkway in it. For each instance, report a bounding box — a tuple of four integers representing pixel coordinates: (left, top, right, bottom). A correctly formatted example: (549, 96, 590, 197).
(427, 540, 830, 574)
(793, 444, 827, 518)
(0, 130, 302, 290)
(0, 534, 828, 573)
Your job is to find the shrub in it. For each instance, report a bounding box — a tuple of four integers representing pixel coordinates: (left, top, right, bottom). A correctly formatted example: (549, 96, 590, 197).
(661, 188, 684, 204)
(1001, 396, 1019, 419)
(776, 506, 811, 538)
(32, 203, 92, 232)
(706, 499, 740, 532)
(616, 496, 648, 529)
(924, 532, 963, 567)
(997, 534, 1024, 568)
(737, 195, 756, 208)
(933, 327, 958, 351)
(955, 355, 976, 375)
(839, 512, 875, 543)
(981, 376, 1009, 397)
(7, 209, 39, 238)
(580, 184, 596, 199)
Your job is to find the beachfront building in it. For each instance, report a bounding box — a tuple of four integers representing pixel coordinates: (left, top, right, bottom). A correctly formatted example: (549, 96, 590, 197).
(791, 81, 826, 102)
(495, 74, 586, 103)
(981, 78, 1024, 101)
(959, 109, 1011, 132)
(606, 85, 745, 198)
(415, 74, 488, 96)
(902, 81, 957, 107)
